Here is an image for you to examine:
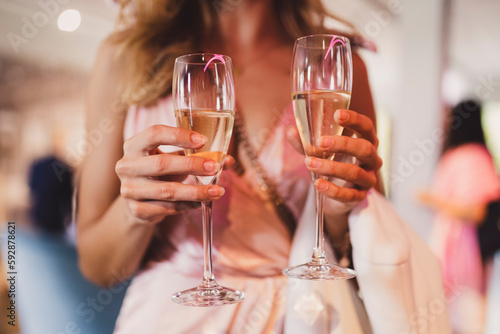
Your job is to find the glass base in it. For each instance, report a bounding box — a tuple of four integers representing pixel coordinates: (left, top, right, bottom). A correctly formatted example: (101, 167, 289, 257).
(172, 280, 245, 307)
(282, 259, 356, 280)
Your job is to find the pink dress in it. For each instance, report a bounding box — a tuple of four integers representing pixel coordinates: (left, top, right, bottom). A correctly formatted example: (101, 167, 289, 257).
(114, 97, 368, 333)
(429, 143, 500, 333)
(112, 96, 453, 333)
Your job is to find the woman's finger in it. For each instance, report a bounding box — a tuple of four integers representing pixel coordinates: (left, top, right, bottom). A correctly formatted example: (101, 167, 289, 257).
(222, 155, 235, 170)
(124, 124, 207, 157)
(318, 136, 382, 171)
(116, 154, 221, 177)
(313, 178, 367, 203)
(120, 179, 226, 202)
(305, 157, 377, 190)
(334, 109, 379, 148)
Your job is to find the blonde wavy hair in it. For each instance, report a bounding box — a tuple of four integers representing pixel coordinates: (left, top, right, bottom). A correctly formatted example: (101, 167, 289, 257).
(112, 0, 358, 107)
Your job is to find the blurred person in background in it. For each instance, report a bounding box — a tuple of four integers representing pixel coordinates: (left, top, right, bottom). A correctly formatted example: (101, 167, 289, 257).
(482, 203, 500, 334)
(12, 125, 126, 334)
(27, 125, 73, 236)
(419, 99, 500, 334)
(28, 156, 73, 235)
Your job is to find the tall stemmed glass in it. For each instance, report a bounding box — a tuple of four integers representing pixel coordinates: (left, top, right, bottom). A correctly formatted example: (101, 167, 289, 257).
(283, 34, 357, 280)
(171, 53, 245, 306)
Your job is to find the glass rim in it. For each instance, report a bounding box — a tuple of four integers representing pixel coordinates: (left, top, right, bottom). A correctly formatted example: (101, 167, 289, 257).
(174, 53, 232, 65)
(294, 34, 350, 48)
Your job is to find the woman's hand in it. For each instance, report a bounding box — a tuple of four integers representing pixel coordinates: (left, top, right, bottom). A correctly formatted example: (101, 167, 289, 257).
(288, 108, 382, 206)
(115, 124, 227, 224)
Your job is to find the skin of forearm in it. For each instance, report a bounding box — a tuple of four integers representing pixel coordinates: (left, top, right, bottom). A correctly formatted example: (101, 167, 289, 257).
(323, 173, 383, 245)
(420, 191, 486, 224)
(323, 201, 350, 245)
(77, 196, 156, 287)
(443, 202, 486, 224)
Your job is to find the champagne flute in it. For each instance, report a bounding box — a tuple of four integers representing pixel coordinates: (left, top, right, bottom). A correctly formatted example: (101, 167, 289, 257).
(171, 53, 245, 306)
(283, 34, 357, 280)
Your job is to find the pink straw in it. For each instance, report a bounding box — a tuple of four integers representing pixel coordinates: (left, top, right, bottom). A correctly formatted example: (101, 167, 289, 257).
(324, 37, 346, 60)
(203, 54, 225, 72)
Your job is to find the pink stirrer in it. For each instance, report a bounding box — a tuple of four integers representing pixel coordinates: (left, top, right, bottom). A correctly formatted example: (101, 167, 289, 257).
(324, 37, 345, 60)
(203, 54, 225, 72)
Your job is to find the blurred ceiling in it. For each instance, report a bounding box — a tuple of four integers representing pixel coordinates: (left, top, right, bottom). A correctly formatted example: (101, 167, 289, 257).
(449, 0, 500, 77)
(0, 0, 116, 71)
(327, 0, 500, 78)
(328, 0, 500, 103)
(0, 0, 499, 98)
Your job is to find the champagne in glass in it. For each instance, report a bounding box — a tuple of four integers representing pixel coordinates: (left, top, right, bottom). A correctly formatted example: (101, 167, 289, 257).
(171, 53, 245, 306)
(175, 109, 234, 184)
(292, 90, 350, 160)
(283, 35, 357, 280)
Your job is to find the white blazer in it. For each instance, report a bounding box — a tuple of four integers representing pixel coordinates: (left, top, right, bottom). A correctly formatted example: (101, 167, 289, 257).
(285, 189, 451, 334)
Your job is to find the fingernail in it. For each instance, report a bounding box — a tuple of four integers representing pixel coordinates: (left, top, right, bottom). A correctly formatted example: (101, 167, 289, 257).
(336, 110, 349, 122)
(305, 157, 321, 168)
(203, 160, 219, 172)
(191, 133, 206, 145)
(314, 179, 329, 191)
(319, 136, 334, 148)
(208, 186, 225, 197)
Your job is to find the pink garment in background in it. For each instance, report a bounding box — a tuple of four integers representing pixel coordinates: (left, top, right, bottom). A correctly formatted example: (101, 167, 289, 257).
(429, 143, 500, 333)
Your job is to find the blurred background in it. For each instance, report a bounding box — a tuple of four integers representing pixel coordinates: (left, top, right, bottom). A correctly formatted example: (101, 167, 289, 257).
(0, 0, 499, 333)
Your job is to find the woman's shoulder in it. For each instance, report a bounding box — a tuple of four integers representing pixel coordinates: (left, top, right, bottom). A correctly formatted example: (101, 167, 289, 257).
(94, 34, 126, 69)
(88, 35, 128, 95)
(86, 35, 130, 125)
(440, 143, 495, 175)
(447, 143, 492, 159)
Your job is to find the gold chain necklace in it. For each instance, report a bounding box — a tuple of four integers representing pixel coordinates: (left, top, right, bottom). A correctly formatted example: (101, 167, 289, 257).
(232, 109, 352, 268)
(232, 110, 296, 236)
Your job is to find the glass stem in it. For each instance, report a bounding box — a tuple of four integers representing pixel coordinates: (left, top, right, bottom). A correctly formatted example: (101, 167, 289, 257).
(201, 200, 215, 283)
(312, 176, 326, 262)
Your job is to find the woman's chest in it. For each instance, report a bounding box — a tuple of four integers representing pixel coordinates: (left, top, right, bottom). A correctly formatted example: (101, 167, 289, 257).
(233, 55, 292, 149)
